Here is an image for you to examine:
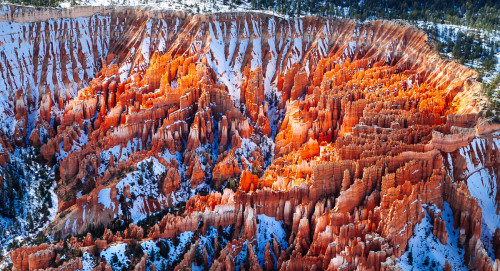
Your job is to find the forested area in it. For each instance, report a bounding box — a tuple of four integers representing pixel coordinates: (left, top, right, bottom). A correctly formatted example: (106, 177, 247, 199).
(3, 0, 499, 32)
(249, 0, 499, 31)
(4, 0, 67, 7)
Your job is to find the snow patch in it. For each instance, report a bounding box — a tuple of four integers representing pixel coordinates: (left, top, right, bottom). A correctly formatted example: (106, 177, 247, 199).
(398, 203, 467, 270)
(100, 243, 129, 270)
(98, 188, 115, 211)
(256, 215, 288, 268)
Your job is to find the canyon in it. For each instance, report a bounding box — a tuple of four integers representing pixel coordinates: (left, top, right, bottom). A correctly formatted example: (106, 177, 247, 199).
(0, 4, 499, 271)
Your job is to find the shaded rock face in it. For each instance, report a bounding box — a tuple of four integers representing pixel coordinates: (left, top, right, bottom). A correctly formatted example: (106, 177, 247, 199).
(3, 4, 499, 271)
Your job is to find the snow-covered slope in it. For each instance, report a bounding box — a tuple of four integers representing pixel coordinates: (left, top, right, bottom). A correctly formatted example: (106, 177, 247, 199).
(455, 137, 499, 263)
(400, 135, 500, 270)
(0, 5, 127, 138)
(398, 203, 467, 270)
(0, 147, 57, 256)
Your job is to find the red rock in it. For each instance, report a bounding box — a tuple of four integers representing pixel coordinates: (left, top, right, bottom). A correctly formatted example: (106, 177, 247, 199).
(83, 233, 94, 247)
(162, 167, 181, 194)
(27, 249, 56, 271)
(213, 151, 241, 188)
(124, 223, 144, 239)
(95, 240, 108, 251)
(432, 216, 448, 245)
(11, 244, 55, 271)
(301, 138, 320, 160)
(263, 242, 275, 271)
(444, 261, 452, 271)
(239, 170, 259, 193)
(241, 66, 265, 123)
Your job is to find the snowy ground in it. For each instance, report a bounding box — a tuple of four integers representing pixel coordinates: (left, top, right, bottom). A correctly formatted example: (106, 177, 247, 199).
(234, 240, 249, 270)
(95, 155, 183, 225)
(98, 138, 143, 176)
(100, 243, 130, 270)
(81, 251, 97, 271)
(457, 137, 500, 262)
(398, 203, 467, 271)
(140, 225, 231, 270)
(141, 230, 194, 269)
(56, 130, 89, 161)
(60, 0, 252, 13)
(114, 157, 169, 222)
(256, 215, 288, 268)
(0, 13, 113, 137)
(401, 136, 500, 269)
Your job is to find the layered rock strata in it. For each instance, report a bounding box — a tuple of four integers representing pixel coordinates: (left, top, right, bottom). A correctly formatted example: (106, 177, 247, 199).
(2, 4, 499, 271)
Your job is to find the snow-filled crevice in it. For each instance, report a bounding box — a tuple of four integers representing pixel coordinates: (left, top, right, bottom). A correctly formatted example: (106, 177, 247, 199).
(114, 157, 169, 223)
(398, 202, 467, 271)
(455, 137, 500, 262)
(256, 215, 288, 268)
(0, 15, 115, 137)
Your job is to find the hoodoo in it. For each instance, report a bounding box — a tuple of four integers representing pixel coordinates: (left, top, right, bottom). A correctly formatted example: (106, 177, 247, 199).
(0, 4, 498, 271)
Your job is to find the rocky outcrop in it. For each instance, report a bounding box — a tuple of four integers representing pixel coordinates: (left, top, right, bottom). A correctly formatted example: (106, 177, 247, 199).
(12, 244, 55, 271)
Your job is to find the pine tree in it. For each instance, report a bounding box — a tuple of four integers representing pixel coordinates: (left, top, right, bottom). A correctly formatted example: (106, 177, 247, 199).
(150, 248, 156, 262)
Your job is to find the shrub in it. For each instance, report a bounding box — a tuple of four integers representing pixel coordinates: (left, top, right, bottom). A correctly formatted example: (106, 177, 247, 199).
(156, 240, 170, 259)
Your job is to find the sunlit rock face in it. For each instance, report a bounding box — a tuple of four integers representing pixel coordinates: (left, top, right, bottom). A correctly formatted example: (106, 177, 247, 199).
(2, 4, 499, 271)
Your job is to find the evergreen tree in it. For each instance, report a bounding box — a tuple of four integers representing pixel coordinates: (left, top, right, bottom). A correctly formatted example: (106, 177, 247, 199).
(250, 0, 256, 9)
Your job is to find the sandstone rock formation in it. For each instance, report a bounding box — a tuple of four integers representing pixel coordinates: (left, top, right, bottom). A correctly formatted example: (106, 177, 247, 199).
(2, 4, 499, 271)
